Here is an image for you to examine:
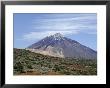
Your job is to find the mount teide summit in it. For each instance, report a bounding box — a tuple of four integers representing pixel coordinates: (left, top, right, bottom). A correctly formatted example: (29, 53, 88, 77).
(27, 33, 97, 59)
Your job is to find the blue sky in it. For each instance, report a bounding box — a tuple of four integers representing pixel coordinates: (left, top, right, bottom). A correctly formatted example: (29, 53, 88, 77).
(14, 13, 97, 51)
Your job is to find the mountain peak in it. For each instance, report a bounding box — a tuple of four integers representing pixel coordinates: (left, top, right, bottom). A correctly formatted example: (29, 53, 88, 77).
(51, 33, 64, 40)
(27, 33, 97, 59)
(53, 33, 63, 37)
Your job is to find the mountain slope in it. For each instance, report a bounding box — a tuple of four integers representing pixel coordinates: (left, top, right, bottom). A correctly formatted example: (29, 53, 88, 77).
(14, 48, 97, 75)
(27, 33, 97, 59)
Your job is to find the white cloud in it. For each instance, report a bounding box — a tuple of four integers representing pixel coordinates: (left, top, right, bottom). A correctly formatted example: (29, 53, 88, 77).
(23, 14, 97, 41)
(23, 30, 78, 41)
(33, 15, 96, 24)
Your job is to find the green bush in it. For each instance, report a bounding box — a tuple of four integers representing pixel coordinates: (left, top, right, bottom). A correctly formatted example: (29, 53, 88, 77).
(14, 62, 24, 73)
(14, 48, 97, 75)
(27, 64, 33, 69)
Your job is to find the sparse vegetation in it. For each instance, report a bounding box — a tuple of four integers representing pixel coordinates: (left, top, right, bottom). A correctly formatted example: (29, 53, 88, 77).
(14, 48, 97, 75)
